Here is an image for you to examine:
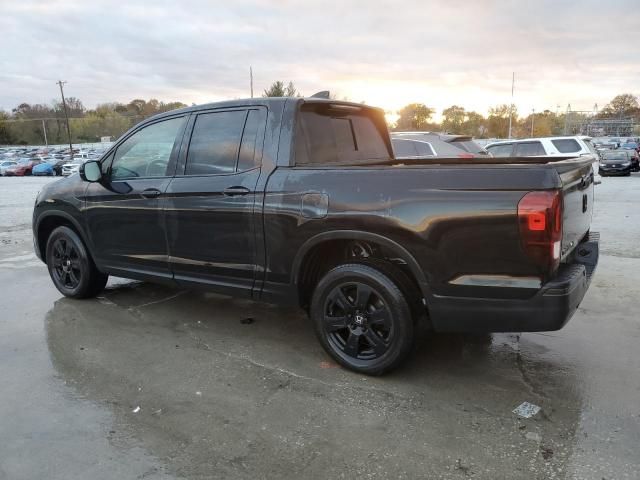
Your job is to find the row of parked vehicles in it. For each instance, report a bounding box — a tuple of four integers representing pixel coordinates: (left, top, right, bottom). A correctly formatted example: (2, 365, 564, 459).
(0, 146, 109, 177)
(390, 132, 640, 179)
(485, 136, 640, 177)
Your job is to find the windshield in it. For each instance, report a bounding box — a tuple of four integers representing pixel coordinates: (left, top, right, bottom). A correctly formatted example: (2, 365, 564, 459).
(18, 159, 30, 165)
(603, 152, 627, 160)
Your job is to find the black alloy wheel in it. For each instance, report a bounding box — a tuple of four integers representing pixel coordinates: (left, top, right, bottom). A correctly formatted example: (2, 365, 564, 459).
(46, 226, 108, 298)
(311, 263, 415, 375)
(324, 281, 393, 361)
(50, 237, 82, 290)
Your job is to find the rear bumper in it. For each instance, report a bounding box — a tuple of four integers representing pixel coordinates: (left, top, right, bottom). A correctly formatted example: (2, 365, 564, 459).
(429, 232, 599, 333)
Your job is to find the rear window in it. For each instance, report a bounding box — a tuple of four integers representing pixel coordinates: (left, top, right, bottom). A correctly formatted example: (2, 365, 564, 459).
(392, 139, 418, 157)
(604, 152, 627, 160)
(450, 139, 485, 154)
(551, 139, 580, 153)
(295, 103, 391, 165)
(486, 143, 513, 157)
(414, 141, 435, 156)
(392, 139, 435, 157)
(514, 141, 545, 156)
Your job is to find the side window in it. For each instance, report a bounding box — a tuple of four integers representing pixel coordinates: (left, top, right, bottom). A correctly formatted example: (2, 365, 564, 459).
(551, 139, 580, 153)
(515, 141, 546, 156)
(101, 152, 114, 175)
(487, 144, 513, 157)
(111, 117, 185, 179)
(237, 109, 264, 171)
(185, 111, 246, 175)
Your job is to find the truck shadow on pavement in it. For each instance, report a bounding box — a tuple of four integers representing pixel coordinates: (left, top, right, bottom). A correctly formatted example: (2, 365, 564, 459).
(45, 280, 584, 479)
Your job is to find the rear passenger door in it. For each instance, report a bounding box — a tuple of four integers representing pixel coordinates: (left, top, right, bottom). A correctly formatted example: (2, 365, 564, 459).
(165, 107, 266, 297)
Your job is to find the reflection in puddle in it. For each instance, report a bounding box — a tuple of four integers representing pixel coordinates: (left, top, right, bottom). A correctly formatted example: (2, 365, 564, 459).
(46, 281, 584, 479)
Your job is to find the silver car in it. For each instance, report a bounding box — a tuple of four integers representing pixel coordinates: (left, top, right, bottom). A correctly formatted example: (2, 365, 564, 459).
(0, 160, 18, 175)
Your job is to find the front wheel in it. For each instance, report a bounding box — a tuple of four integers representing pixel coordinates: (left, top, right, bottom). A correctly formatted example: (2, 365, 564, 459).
(46, 226, 108, 298)
(310, 263, 415, 375)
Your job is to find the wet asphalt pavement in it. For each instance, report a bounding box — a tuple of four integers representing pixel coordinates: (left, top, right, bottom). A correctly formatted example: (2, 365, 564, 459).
(0, 175, 638, 479)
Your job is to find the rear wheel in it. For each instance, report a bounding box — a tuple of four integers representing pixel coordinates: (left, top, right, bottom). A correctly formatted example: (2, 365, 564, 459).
(310, 263, 415, 375)
(46, 226, 108, 298)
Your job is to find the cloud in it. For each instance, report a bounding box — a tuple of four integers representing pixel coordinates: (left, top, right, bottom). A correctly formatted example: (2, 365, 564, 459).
(1, 0, 638, 115)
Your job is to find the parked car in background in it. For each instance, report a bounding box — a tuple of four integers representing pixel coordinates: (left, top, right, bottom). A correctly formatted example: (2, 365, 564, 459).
(32, 162, 55, 176)
(61, 159, 84, 176)
(0, 160, 18, 175)
(391, 132, 489, 159)
(48, 158, 70, 176)
(599, 150, 635, 176)
(3, 158, 43, 176)
(620, 142, 639, 155)
(485, 136, 601, 184)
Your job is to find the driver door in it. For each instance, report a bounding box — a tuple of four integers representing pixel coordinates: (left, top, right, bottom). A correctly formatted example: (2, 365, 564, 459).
(84, 115, 188, 282)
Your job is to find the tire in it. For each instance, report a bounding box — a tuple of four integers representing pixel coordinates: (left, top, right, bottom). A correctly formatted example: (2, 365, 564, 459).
(310, 263, 415, 375)
(356, 258, 425, 325)
(46, 226, 108, 298)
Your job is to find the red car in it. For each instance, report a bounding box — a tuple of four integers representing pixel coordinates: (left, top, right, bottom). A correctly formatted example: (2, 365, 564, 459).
(3, 159, 43, 176)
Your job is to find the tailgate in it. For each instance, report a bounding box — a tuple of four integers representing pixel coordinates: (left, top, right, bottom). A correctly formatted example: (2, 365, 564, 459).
(556, 157, 595, 260)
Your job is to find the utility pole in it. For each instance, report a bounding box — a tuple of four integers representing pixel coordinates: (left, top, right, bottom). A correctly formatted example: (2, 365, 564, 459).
(56, 80, 73, 157)
(250, 66, 254, 98)
(42, 119, 48, 146)
(508, 72, 515, 139)
(531, 109, 535, 137)
(564, 103, 570, 135)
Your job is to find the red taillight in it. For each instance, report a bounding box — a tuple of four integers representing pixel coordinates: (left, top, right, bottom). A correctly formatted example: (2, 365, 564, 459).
(457, 153, 475, 158)
(517, 190, 563, 274)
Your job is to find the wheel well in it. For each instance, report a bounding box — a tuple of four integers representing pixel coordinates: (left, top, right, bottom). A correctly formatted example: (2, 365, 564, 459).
(37, 216, 77, 260)
(296, 238, 424, 311)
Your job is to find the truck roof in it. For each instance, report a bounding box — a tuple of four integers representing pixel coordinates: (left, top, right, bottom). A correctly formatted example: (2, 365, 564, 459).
(146, 97, 383, 122)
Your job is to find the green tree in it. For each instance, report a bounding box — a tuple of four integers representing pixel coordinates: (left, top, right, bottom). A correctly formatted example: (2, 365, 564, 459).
(599, 93, 639, 118)
(0, 111, 14, 144)
(460, 111, 487, 137)
(441, 105, 466, 133)
(263, 81, 299, 97)
(395, 103, 435, 131)
(487, 104, 517, 138)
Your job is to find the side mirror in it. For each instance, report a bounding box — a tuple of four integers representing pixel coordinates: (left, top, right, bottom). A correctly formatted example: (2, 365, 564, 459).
(80, 160, 102, 182)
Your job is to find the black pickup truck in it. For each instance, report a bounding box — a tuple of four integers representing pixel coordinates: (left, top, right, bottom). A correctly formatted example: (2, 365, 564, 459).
(33, 97, 599, 374)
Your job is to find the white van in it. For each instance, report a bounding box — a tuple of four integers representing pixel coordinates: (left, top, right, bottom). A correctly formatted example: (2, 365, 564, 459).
(485, 136, 602, 184)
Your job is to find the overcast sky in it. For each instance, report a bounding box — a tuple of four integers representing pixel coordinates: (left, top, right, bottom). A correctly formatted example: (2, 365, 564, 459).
(2, 0, 638, 119)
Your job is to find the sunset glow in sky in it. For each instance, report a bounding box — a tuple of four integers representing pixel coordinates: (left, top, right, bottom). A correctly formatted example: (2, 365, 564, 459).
(1, 0, 638, 118)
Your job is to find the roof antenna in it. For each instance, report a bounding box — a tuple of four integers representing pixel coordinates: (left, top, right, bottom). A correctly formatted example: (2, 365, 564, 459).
(310, 91, 330, 99)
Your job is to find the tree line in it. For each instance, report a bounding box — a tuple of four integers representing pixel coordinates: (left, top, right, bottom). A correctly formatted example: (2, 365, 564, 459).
(395, 93, 640, 138)
(0, 98, 187, 145)
(1, 81, 638, 145)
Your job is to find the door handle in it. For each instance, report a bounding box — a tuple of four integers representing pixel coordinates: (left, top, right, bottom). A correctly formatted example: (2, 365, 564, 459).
(140, 188, 162, 199)
(223, 186, 250, 196)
